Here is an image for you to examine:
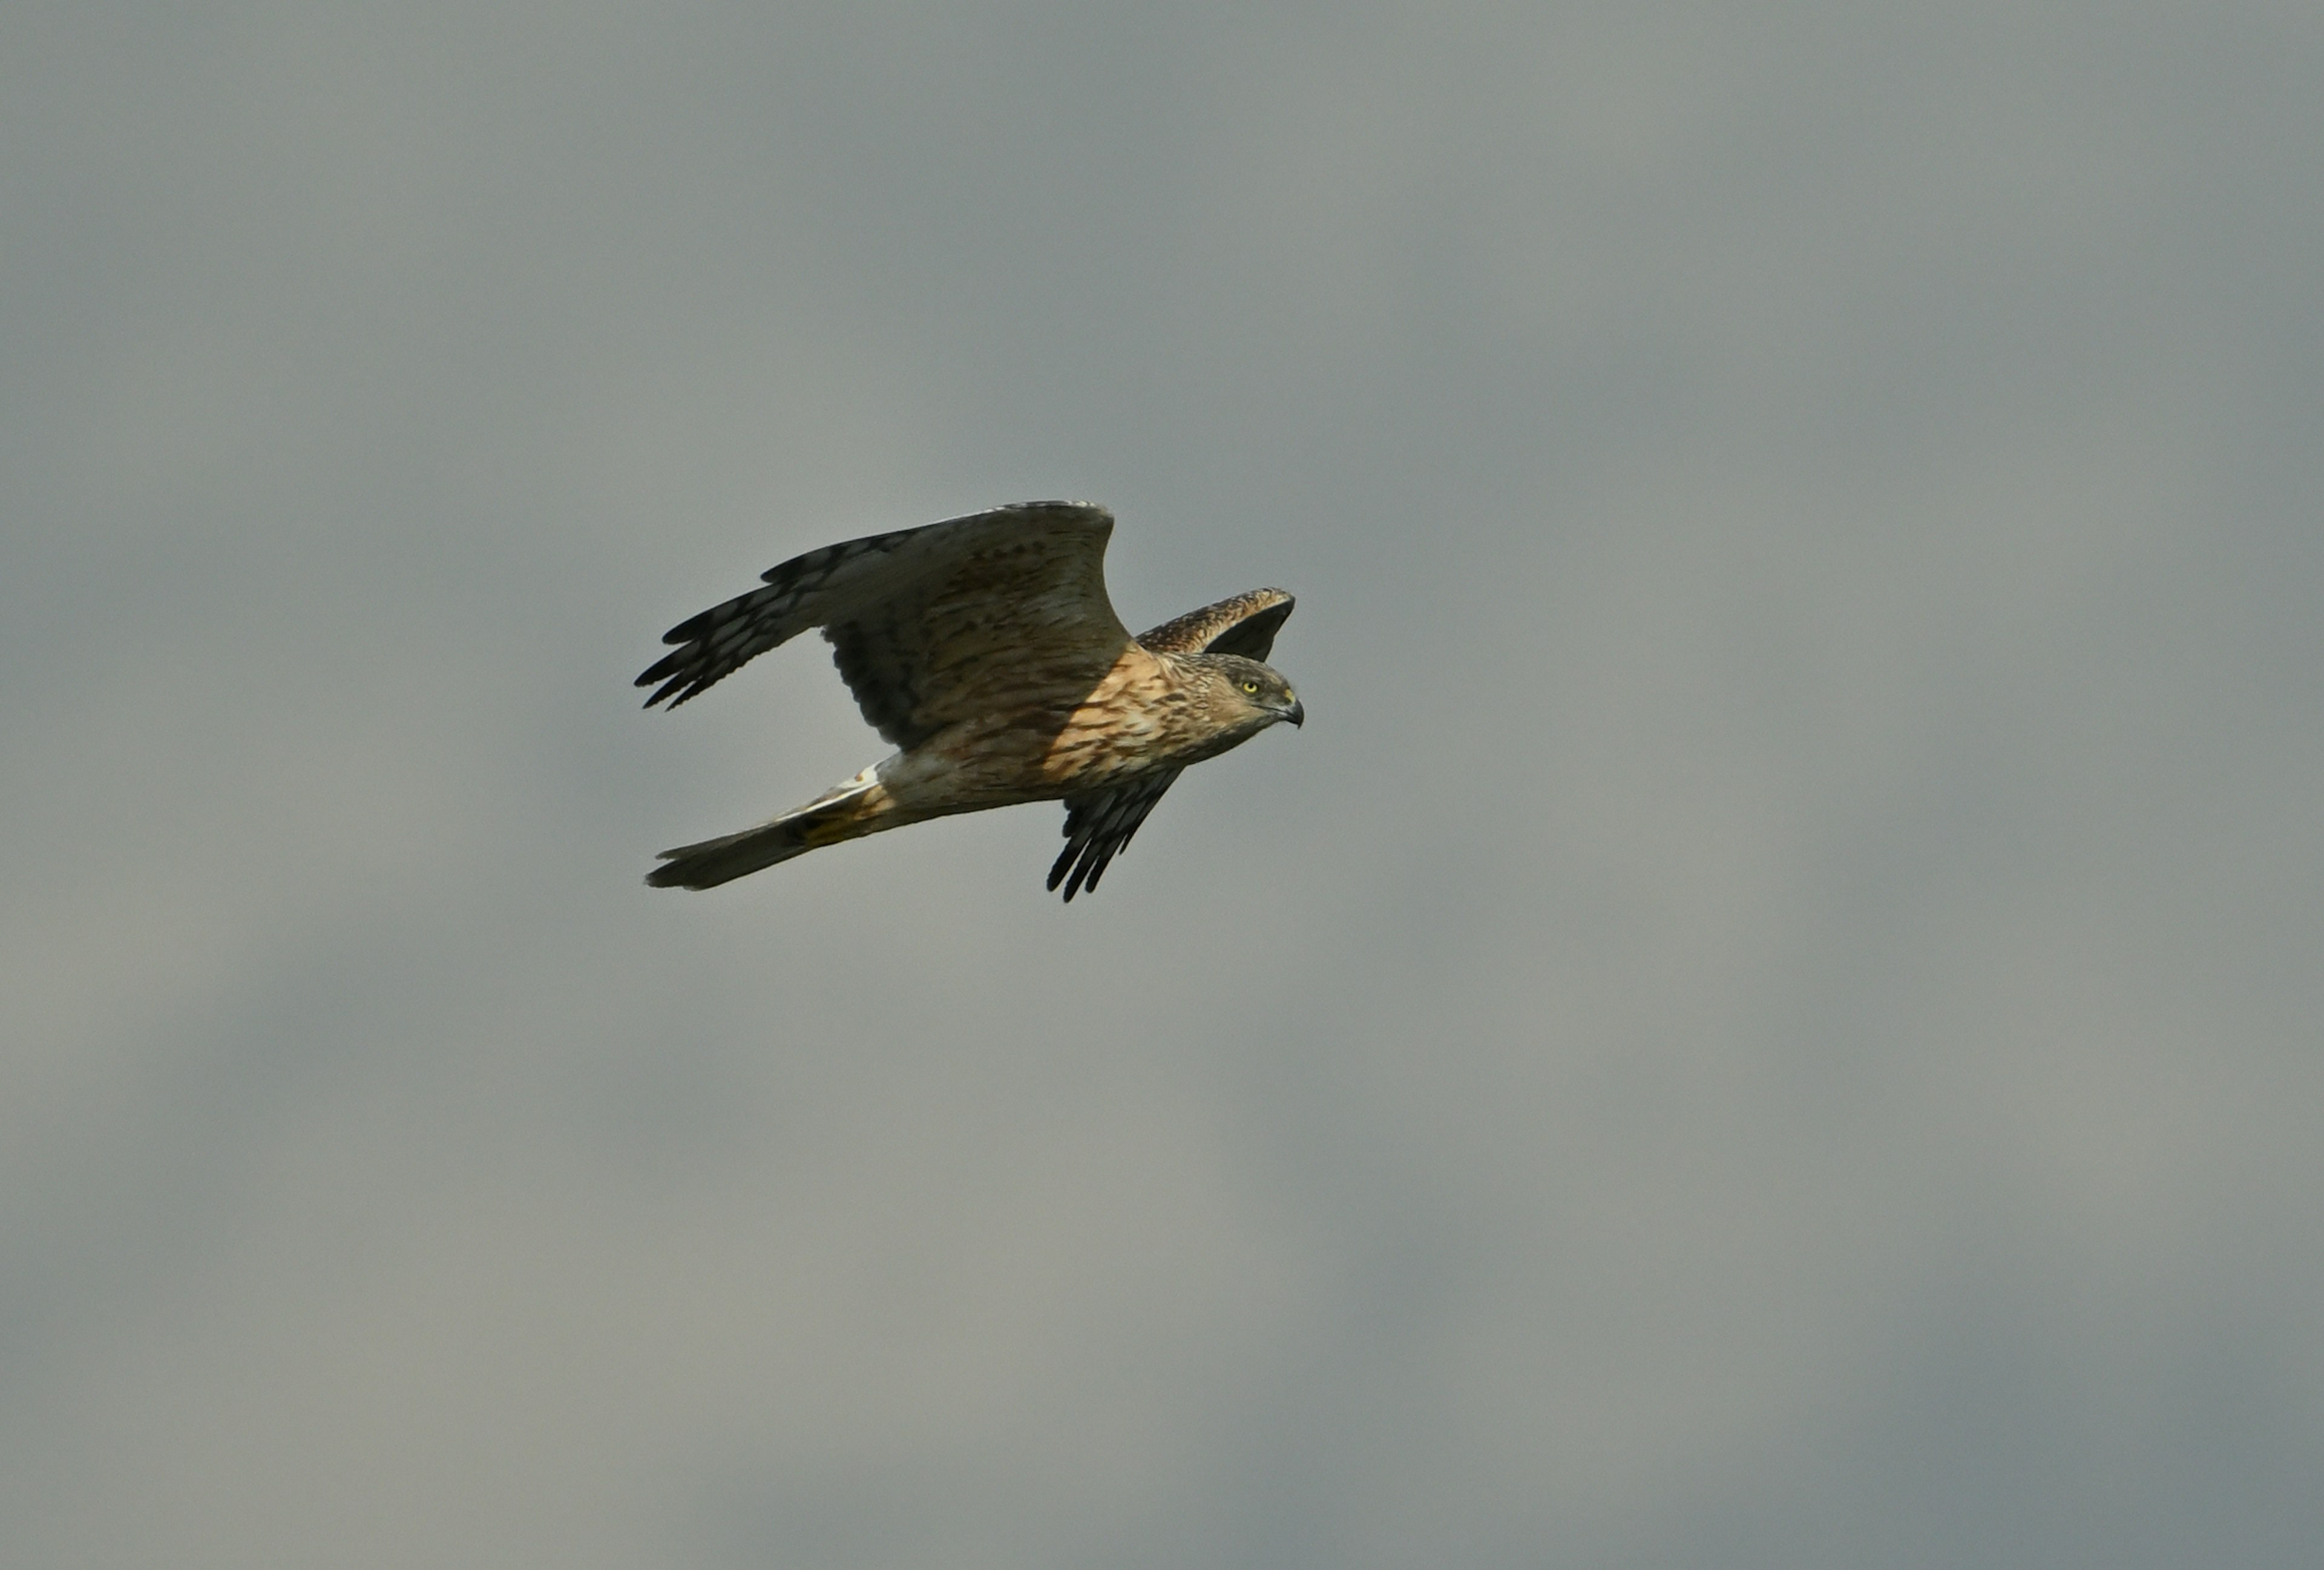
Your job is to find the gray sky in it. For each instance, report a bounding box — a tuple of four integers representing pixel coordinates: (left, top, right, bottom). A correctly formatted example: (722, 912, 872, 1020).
(6, 4, 2321, 1566)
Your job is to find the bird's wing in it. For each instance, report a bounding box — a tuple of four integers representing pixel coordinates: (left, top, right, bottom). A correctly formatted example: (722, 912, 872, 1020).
(637, 501, 1132, 747)
(1133, 588, 1295, 662)
(1049, 767, 1180, 901)
(1046, 587, 1298, 899)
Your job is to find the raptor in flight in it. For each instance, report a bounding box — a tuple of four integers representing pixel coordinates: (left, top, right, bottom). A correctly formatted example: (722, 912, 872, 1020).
(637, 501, 1301, 899)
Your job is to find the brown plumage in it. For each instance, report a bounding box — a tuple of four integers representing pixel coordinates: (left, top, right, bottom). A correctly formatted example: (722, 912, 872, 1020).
(637, 501, 1301, 899)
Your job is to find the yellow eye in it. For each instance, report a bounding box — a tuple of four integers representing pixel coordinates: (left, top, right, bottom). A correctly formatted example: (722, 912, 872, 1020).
(1241, 679, 1260, 694)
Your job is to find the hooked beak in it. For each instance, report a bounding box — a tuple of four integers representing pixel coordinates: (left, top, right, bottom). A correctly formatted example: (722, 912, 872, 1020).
(1285, 697, 1305, 729)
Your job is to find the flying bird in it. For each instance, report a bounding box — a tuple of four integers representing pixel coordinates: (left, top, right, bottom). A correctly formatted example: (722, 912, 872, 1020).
(637, 501, 1301, 899)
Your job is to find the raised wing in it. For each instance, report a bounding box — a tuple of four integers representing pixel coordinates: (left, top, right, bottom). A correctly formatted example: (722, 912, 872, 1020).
(1047, 586, 1298, 899)
(1134, 588, 1295, 661)
(637, 501, 1131, 748)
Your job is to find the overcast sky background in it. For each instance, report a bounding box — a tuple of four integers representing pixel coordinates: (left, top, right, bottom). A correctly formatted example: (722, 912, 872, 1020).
(6, 4, 2322, 1566)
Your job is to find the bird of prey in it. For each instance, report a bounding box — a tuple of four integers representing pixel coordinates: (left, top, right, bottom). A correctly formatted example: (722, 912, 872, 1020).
(637, 501, 1301, 899)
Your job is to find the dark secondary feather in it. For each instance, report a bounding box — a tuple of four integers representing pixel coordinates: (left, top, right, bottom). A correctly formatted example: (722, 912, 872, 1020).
(635, 502, 1125, 740)
(635, 524, 925, 709)
(1048, 587, 1295, 901)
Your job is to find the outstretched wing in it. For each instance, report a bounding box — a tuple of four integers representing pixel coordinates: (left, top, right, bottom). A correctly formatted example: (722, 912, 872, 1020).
(1048, 587, 1298, 899)
(637, 501, 1131, 749)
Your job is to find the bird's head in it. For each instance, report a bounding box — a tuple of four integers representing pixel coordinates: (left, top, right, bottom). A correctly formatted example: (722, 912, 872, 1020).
(1203, 653, 1305, 733)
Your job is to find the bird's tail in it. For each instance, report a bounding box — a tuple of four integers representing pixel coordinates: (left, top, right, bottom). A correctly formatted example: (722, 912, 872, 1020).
(646, 769, 892, 890)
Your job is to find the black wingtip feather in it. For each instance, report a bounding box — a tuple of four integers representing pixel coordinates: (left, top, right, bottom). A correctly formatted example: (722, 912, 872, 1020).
(664, 611, 714, 645)
(1054, 835, 1116, 901)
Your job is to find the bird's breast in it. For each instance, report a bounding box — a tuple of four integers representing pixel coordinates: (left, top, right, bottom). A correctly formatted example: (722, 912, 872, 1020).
(1039, 649, 1229, 788)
